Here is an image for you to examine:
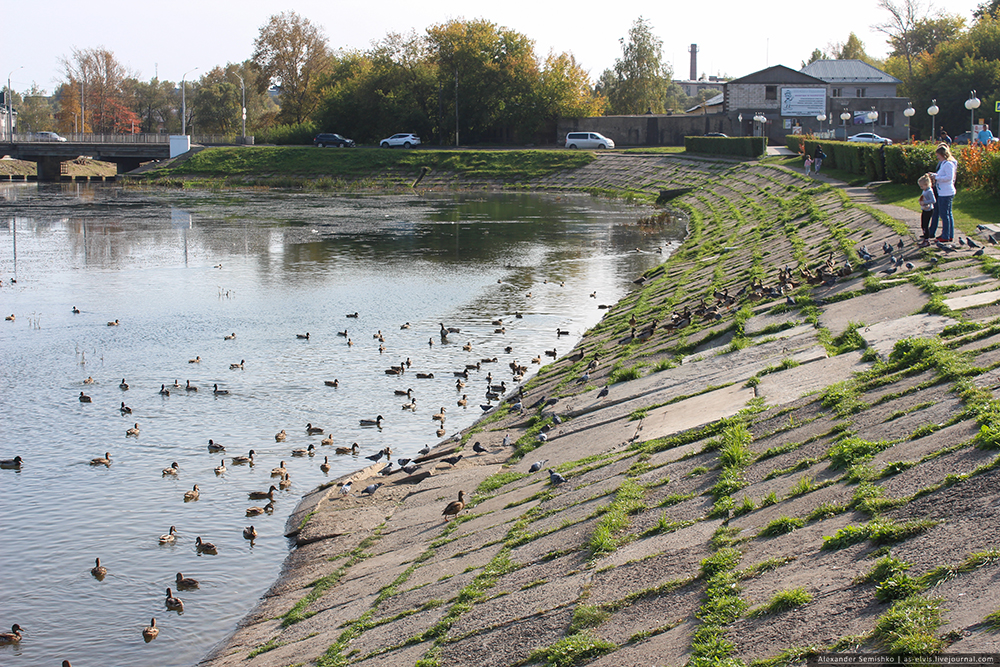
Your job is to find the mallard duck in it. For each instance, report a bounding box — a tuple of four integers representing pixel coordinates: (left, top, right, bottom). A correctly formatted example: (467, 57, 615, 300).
(207, 439, 225, 452)
(432, 407, 446, 421)
(306, 422, 323, 435)
(246, 504, 266, 517)
(442, 490, 466, 521)
(320, 456, 331, 473)
(107, 319, 119, 326)
(531, 355, 541, 364)
(248, 485, 277, 500)
(347, 338, 353, 346)
(224, 332, 236, 340)
(72, 306, 81, 314)
(394, 387, 413, 397)
(335, 442, 359, 455)
(0, 455, 23, 469)
(296, 332, 310, 340)
(127, 423, 140, 437)
(162, 462, 179, 476)
(213, 384, 229, 395)
(400, 322, 411, 329)
(458, 394, 468, 407)
(270, 461, 287, 477)
(456, 378, 465, 389)
(321, 434, 334, 446)
(436, 427, 447, 437)
(462, 341, 473, 351)
(214, 459, 227, 475)
(183, 484, 200, 502)
(176, 572, 199, 589)
(337, 329, 348, 337)
(346, 312, 359, 318)
(230, 359, 245, 369)
(164, 587, 183, 611)
(291, 444, 315, 457)
(195, 536, 217, 554)
(0, 624, 23, 644)
(142, 617, 159, 642)
(185, 380, 197, 392)
(231, 449, 254, 465)
(119, 378, 129, 390)
(79, 391, 92, 403)
(120, 401, 132, 414)
(274, 429, 287, 442)
(243, 525, 257, 540)
(324, 379, 339, 387)
(91, 557, 107, 580)
(159, 384, 170, 396)
(189, 355, 201, 363)
(172, 379, 182, 388)
(360, 415, 384, 427)
(279, 473, 292, 489)
(159, 526, 178, 544)
(82, 376, 95, 385)
(90, 452, 112, 466)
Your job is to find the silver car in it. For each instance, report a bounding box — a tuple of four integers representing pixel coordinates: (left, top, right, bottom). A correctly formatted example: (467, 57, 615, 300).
(380, 133, 421, 148)
(847, 132, 892, 145)
(34, 131, 68, 142)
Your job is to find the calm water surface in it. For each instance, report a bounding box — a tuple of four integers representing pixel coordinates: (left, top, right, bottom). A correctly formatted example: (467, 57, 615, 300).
(0, 183, 685, 666)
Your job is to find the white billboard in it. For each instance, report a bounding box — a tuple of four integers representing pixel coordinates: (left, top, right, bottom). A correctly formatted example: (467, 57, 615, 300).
(781, 88, 827, 117)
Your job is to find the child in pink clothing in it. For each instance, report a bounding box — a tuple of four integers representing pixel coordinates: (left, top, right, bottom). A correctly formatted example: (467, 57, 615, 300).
(918, 173, 936, 245)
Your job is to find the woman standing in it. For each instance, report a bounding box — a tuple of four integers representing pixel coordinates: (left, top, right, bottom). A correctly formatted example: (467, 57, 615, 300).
(932, 144, 957, 242)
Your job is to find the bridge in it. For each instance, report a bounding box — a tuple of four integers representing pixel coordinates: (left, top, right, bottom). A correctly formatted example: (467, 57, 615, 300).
(0, 134, 185, 181)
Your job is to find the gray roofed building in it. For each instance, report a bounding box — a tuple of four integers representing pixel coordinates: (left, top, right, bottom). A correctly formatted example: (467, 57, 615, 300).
(801, 60, 901, 97)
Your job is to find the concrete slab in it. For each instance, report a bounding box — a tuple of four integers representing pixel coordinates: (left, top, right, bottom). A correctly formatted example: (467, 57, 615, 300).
(748, 323, 815, 343)
(944, 289, 1000, 311)
(859, 314, 957, 360)
(634, 384, 756, 442)
(755, 351, 866, 406)
(744, 310, 801, 335)
(817, 282, 928, 335)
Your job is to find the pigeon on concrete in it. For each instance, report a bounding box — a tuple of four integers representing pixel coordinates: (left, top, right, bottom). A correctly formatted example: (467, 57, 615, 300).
(528, 460, 548, 473)
(473, 441, 488, 454)
(598, 386, 609, 398)
(418, 445, 431, 455)
(361, 482, 382, 495)
(397, 458, 412, 467)
(967, 238, 980, 248)
(340, 481, 352, 495)
(441, 455, 463, 466)
(502, 434, 511, 447)
(378, 463, 393, 476)
(366, 450, 385, 462)
(402, 464, 420, 474)
(905, 262, 914, 270)
(974, 248, 985, 257)
(548, 469, 567, 485)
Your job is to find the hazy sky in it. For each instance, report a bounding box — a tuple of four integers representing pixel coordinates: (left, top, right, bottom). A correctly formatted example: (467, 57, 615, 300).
(3, 0, 982, 94)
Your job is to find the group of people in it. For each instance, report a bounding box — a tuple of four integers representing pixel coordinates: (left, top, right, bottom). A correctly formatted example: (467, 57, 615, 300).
(918, 143, 958, 245)
(803, 145, 826, 176)
(938, 124, 996, 146)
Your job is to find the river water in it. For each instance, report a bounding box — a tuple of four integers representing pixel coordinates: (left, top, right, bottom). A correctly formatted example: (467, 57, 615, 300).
(0, 183, 684, 666)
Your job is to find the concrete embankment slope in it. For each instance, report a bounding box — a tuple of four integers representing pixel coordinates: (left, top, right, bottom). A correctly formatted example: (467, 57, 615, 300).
(201, 157, 1000, 667)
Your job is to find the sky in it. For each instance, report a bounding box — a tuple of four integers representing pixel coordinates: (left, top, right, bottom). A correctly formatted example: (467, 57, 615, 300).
(2, 0, 984, 94)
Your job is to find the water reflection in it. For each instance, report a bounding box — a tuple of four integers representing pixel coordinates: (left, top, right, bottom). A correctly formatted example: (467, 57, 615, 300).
(0, 184, 685, 667)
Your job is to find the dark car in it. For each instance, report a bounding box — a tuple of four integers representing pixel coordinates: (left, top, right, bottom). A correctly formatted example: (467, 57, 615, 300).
(314, 133, 355, 148)
(704, 132, 728, 138)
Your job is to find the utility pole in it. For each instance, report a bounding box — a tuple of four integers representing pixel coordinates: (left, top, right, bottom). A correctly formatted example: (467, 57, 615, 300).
(454, 69, 459, 147)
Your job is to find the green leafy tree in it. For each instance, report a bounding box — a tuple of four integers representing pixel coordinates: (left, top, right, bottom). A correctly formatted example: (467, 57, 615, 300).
(598, 17, 672, 114)
(9, 84, 55, 133)
(803, 48, 829, 68)
(974, 0, 1000, 20)
(252, 11, 331, 124)
(123, 77, 176, 133)
(536, 52, 606, 121)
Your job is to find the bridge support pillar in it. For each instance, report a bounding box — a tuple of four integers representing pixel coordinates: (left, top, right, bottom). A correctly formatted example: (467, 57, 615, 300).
(36, 157, 65, 182)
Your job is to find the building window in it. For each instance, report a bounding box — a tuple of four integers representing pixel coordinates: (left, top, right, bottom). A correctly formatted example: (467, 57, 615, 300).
(882, 110, 894, 127)
(765, 86, 777, 100)
(856, 87, 867, 98)
(832, 88, 842, 98)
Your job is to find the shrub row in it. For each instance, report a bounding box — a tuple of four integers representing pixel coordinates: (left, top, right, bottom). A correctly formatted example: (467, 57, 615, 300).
(786, 135, 1000, 195)
(686, 136, 767, 158)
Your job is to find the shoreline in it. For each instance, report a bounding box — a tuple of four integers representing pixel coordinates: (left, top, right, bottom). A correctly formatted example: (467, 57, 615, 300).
(201, 155, 1000, 666)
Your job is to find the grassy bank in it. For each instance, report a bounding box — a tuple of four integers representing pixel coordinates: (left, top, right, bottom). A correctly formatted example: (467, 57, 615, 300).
(145, 147, 595, 182)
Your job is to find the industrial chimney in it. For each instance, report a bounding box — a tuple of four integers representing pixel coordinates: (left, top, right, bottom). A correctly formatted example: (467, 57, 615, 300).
(689, 44, 699, 81)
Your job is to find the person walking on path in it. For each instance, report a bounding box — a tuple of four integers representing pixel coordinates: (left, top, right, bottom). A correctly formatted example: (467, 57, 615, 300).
(813, 145, 826, 175)
(979, 123, 995, 145)
(939, 130, 952, 145)
(918, 173, 937, 246)
(803, 154, 813, 176)
(932, 144, 958, 242)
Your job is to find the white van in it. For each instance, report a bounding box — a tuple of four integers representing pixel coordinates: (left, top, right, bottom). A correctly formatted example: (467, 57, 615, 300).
(565, 132, 615, 149)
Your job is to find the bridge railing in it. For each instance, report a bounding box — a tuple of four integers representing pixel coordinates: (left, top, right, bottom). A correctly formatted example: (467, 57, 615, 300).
(11, 133, 171, 144)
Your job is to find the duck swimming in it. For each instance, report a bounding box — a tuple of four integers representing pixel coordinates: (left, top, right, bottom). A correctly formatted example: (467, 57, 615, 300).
(291, 444, 315, 457)
(176, 572, 199, 589)
(189, 356, 201, 363)
(248, 485, 277, 500)
(335, 442, 359, 455)
(142, 618, 159, 642)
(207, 439, 225, 452)
(162, 462, 179, 476)
(231, 449, 255, 465)
(321, 434, 334, 446)
(91, 557, 108, 580)
(324, 379, 339, 387)
(159, 384, 170, 396)
(360, 415, 384, 427)
(270, 461, 287, 477)
(306, 423, 323, 435)
(230, 359, 245, 370)
(1, 455, 23, 469)
(0, 624, 24, 644)
(127, 423, 140, 437)
(159, 526, 178, 544)
(214, 459, 227, 475)
(280, 473, 292, 489)
(246, 501, 274, 517)
(79, 391, 92, 403)
(195, 536, 218, 554)
(120, 378, 129, 390)
(320, 456, 331, 473)
(213, 384, 229, 395)
(186, 380, 197, 392)
(90, 452, 112, 466)
(120, 401, 132, 414)
(183, 484, 200, 502)
(164, 587, 183, 611)
(243, 525, 257, 540)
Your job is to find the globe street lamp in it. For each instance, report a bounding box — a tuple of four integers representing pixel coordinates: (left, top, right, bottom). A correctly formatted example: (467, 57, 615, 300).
(840, 109, 851, 140)
(966, 90, 981, 139)
(867, 107, 878, 135)
(737, 113, 742, 137)
(903, 103, 915, 141)
(928, 99, 939, 142)
(817, 113, 827, 137)
(753, 112, 766, 139)
(181, 67, 198, 136)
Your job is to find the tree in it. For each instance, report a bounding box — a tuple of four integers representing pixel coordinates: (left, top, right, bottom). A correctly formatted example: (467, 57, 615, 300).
(536, 52, 606, 121)
(16, 84, 56, 132)
(60, 47, 133, 133)
(832, 33, 876, 62)
(251, 11, 331, 125)
(974, 0, 1000, 20)
(123, 77, 176, 133)
(598, 17, 672, 115)
(802, 48, 829, 68)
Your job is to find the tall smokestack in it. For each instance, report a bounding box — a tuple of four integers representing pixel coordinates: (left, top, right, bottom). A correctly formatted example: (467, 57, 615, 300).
(689, 44, 698, 81)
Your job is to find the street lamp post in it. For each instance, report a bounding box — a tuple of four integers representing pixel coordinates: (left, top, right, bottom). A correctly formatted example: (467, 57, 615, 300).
(817, 113, 827, 137)
(181, 67, 198, 136)
(867, 107, 878, 135)
(903, 103, 915, 141)
(7, 66, 22, 141)
(753, 112, 766, 139)
(966, 90, 981, 140)
(928, 99, 939, 142)
(737, 113, 742, 137)
(234, 72, 246, 142)
(841, 109, 851, 140)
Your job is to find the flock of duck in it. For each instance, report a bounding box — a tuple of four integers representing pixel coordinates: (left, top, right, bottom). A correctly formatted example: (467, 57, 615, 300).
(0, 302, 578, 659)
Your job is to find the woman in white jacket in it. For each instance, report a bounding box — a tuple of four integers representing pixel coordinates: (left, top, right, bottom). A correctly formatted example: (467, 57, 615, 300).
(932, 144, 958, 242)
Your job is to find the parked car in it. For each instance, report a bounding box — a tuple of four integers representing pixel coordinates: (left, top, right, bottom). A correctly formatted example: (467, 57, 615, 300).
(953, 131, 999, 145)
(565, 132, 615, 149)
(847, 132, 892, 145)
(313, 133, 354, 148)
(704, 132, 729, 138)
(34, 131, 67, 142)
(380, 133, 421, 148)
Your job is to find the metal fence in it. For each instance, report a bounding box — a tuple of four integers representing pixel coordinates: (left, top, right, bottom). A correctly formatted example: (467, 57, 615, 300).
(6, 133, 253, 145)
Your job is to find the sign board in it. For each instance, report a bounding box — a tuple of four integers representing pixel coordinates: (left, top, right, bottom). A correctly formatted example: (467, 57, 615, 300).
(780, 88, 826, 116)
(996, 101, 1000, 113)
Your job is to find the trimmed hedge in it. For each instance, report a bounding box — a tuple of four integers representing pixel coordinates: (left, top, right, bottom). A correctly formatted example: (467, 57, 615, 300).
(686, 136, 766, 158)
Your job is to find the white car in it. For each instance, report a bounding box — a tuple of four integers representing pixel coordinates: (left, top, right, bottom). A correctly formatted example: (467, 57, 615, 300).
(380, 133, 421, 148)
(847, 132, 892, 145)
(565, 132, 615, 149)
(34, 131, 68, 142)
